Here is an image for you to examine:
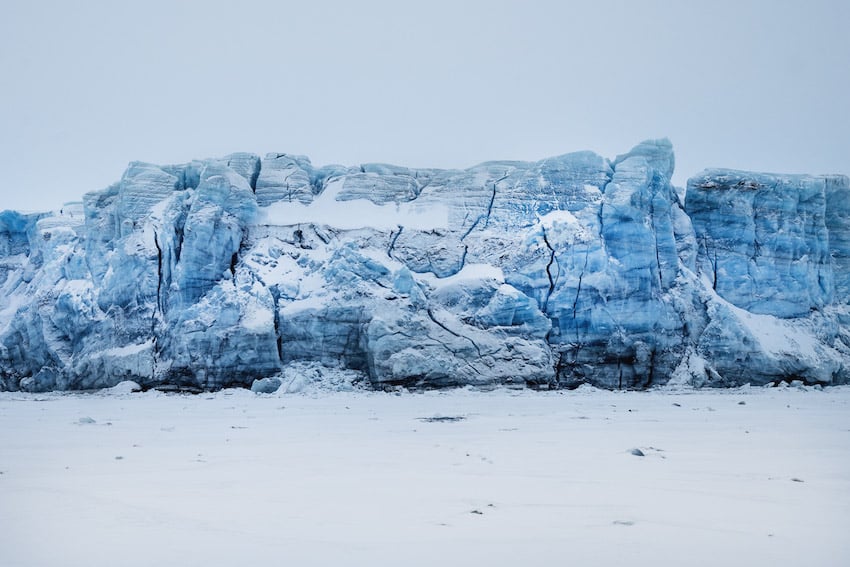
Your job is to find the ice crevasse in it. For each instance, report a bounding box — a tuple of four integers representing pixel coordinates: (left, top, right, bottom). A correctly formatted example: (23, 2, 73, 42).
(1, 139, 848, 392)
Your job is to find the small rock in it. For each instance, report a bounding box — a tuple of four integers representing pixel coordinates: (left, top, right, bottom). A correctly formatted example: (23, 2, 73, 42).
(672, 402, 681, 407)
(738, 401, 746, 405)
(630, 448, 645, 457)
(78, 416, 96, 424)
(419, 415, 466, 423)
(114, 456, 124, 460)
(790, 477, 804, 483)
(470, 509, 483, 515)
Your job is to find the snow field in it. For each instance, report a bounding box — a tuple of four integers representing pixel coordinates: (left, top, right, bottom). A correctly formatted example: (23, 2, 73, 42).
(0, 386, 848, 567)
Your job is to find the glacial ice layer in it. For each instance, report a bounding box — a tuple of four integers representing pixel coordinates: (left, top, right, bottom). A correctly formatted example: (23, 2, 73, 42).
(1, 139, 849, 392)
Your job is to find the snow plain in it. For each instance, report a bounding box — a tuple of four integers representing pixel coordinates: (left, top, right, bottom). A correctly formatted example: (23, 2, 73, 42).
(1, 386, 848, 567)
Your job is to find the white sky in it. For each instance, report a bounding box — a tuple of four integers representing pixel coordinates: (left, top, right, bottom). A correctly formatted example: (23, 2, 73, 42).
(1, 0, 848, 212)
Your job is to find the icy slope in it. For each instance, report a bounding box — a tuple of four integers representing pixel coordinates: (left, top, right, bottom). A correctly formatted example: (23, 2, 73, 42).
(0, 140, 848, 391)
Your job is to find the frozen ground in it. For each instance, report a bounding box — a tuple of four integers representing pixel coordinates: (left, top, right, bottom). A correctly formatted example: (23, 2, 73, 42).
(1, 385, 848, 567)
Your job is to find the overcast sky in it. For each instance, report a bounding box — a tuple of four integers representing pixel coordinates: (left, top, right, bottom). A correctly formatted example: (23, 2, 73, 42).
(1, 0, 848, 211)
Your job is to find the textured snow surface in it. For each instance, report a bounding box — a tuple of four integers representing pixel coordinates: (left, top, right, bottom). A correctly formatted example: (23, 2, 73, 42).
(1, 140, 849, 391)
(1, 387, 848, 567)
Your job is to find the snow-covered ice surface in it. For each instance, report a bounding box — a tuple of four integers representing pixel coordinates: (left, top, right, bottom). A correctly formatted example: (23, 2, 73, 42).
(1, 386, 848, 566)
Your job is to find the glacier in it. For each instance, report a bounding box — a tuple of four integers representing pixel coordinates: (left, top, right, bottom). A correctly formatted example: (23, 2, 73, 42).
(0, 139, 848, 392)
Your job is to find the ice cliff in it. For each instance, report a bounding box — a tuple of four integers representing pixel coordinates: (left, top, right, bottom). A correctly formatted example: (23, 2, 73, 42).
(1, 140, 848, 392)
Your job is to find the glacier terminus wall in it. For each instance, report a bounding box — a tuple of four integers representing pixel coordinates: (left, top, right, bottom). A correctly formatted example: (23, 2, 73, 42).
(1, 139, 848, 392)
